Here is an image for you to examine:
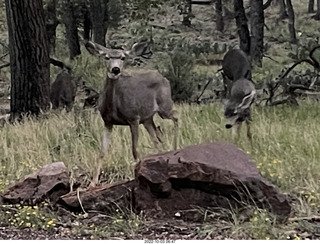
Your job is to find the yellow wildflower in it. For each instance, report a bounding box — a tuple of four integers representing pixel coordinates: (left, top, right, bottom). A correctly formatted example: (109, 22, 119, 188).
(47, 220, 54, 225)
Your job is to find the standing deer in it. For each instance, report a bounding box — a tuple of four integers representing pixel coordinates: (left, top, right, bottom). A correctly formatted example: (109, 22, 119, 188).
(222, 49, 256, 142)
(85, 41, 178, 186)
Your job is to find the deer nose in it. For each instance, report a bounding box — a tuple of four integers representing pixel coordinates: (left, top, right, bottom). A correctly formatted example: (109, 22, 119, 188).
(111, 67, 121, 75)
(225, 124, 232, 129)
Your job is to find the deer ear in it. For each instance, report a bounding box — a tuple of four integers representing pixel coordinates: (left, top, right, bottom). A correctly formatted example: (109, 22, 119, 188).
(237, 90, 256, 110)
(129, 40, 153, 58)
(85, 41, 107, 56)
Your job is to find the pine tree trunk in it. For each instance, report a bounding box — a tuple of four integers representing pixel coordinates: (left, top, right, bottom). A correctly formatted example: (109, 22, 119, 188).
(279, 0, 288, 19)
(45, 0, 58, 55)
(90, 0, 109, 46)
(5, 0, 50, 121)
(315, 0, 320, 19)
(250, 0, 264, 66)
(215, 0, 224, 32)
(308, 0, 315, 13)
(82, 3, 91, 40)
(234, 0, 250, 55)
(63, 0, 81, 59)
(286, 0, 297, 43)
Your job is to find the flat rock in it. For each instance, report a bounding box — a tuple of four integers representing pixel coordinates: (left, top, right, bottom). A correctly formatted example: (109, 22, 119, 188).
(2, 162, 70, 204)
(134, 142, 291, 221)
(58, 180, 135, 213)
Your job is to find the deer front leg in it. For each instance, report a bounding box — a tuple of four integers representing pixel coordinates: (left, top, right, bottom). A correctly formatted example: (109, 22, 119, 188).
(231, 123, 241, 143)
(129, 120, 140, 161)
(172, 116, 178, 150)
(90, 124, 113, 188)
(246, 120, 253, 145)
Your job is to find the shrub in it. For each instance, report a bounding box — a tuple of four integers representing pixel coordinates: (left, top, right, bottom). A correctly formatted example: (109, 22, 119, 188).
(156, 42, 197, 103)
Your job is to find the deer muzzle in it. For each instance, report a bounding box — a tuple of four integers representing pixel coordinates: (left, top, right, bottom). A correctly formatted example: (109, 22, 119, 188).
(111, 67, 121, 75)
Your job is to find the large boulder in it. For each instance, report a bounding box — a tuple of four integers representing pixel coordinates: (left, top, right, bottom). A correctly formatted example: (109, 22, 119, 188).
(134, 142, 291, 221)
(2, 162, 70, 204)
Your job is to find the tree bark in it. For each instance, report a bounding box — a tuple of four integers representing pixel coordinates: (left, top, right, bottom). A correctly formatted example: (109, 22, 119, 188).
(250, 0, 264, 66)
(90, 0, 109, 46)
(63, 0, 81, 59)
(286, 0, 297, 43)
(308, 0, 315, 13)
(234, 0, 250, 55)
(215, 0, 224, 32)
(5, 0, 50, 121)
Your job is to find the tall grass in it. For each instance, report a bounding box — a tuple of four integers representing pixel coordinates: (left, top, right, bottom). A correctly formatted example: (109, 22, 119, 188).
(2, 100, 320, 239)
(1, 100, 320, 218)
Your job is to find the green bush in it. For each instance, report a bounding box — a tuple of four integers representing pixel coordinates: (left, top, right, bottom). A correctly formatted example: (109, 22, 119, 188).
(156, 42, 197, 103)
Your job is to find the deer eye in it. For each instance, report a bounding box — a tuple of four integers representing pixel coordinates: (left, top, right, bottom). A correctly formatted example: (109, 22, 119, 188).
(105, 56, 110, 60)
(120, 56, 125, 61)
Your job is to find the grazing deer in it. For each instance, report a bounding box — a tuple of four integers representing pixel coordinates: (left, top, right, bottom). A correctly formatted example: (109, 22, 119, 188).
(50, 69, 76, 112)
(85, 41, 178, 186)
(222, 49, 256, 142)
(222, 49, 252, 98)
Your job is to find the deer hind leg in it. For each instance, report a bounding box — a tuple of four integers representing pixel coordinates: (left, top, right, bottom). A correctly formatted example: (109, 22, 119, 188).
(129, 119, 140, 161)
(143, 118, 162, 152)
(90, 124, 112, 188)
(158, 110, 179, 150)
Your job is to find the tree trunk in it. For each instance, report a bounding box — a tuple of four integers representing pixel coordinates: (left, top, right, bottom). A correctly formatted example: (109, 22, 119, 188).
(234, 0, 250, 55)
(90, 0, 109, 46)
(308, 0, 315, 13)
(263, 0, 274, 10)
(44, 0, 59, 55)
(286, 0, 297, 43)
(279, 0, 288, 19)
(215, 0, 224, 32)
(250, 0, 264, 66)
(182, 0, 192, 27)
(315, 0, 320, 19)
(63, 0, 81, 59)
(82, 3, 91, 41)
(5, 0, 50, 121)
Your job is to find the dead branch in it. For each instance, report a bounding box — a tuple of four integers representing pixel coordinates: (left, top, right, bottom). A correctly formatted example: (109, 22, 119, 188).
(196, 78, 212, 103)
(0, 53, 9, 61)
(50, 58, 72, 70)
(263, 0, 273, 10)
(0, 63, 10, 69)
(1, 58, 72, 71)
(266, 46, 320, 105)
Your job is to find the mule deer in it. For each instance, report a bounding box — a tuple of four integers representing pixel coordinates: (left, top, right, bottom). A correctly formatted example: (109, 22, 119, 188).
(85, 41, 178, 186)
(222, 49, 251, 98)
(222, 49, 256, 141)
(50, 69, 76, 111)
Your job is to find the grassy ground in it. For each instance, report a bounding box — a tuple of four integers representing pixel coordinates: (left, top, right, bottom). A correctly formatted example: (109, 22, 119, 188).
(1, 99, 320, 239)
